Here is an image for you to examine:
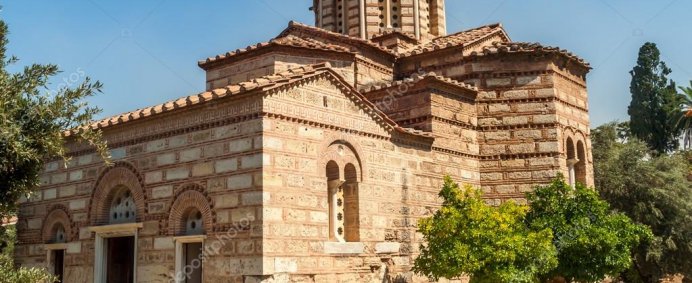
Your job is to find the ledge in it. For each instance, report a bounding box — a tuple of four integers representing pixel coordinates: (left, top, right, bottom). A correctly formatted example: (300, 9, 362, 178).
(173, 235, 206, 243)
(375, 242, 401, 254)
(323, 242, 365, 254)
(43, 243, 68, 250)
(88, 222, 143, 237)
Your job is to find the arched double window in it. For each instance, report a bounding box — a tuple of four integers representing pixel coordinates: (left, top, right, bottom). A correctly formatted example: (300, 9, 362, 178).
(324, 142, 361, 242)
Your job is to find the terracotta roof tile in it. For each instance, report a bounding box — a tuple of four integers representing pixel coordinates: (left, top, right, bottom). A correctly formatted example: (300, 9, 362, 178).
(66, 62, 433, 140)
(198, 34, 352, 69)
(278, 21, 398, 56)
(401, 23, 509, 57)
(362, 72, 478, 93)
(470, 42, 591, 68)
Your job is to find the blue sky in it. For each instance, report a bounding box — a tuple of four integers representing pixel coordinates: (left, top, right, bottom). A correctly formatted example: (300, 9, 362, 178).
(2, 0, 691, 126)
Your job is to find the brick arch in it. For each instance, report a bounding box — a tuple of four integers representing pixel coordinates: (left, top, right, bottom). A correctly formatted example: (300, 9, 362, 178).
(167, 183, 214, 236)
(42, 205, 73, 243)
(89, 162, 147, 226)
(318, 137, 364, 182)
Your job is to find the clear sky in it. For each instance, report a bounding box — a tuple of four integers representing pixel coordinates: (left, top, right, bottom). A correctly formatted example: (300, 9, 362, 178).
(2, 0, 691, 126)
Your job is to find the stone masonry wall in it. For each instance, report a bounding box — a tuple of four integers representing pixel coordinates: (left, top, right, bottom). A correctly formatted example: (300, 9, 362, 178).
(15, 96, 267, 283)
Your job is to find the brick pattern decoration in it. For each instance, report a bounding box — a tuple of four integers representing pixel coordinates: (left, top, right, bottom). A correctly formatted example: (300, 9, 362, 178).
(41, 205, 73, 243)
(167, 183, 215, 236)
(88, 162, 147, 226)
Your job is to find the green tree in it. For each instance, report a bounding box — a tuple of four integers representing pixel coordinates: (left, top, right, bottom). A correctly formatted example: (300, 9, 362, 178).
(0, 19, 108, 221)
(413, 176, 558, 283)
(592, 123, 692, 282)
(627, 42, 679, 153)
(525, 177, 652, 283)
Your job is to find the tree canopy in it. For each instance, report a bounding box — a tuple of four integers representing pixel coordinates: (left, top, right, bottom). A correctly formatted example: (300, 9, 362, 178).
(627, 42, 680, 153)
(525, 177, 652, 283)
(413, 176, 650, 283)
(413, 176, 557, 283)
(0, 19, 108, 221)
(592, 123, 692, 282)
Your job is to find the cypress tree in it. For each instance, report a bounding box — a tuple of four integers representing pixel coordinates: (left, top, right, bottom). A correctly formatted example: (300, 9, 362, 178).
(628, 42, 679, 153)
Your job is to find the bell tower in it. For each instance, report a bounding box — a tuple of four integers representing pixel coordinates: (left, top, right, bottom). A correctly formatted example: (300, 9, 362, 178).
(312, 0, 446, 40)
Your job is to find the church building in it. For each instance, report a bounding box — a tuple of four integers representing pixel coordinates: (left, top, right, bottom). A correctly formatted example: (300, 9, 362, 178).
(14, 0, 593, 282)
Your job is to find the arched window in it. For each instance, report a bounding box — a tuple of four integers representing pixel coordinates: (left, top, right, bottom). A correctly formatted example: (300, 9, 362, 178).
(343, 163, 360, 242)
(52, 224, 66, 244)
(109, 188, 136, 224)
(566, 137, 578, 187)
(323, 142, 362, 243)
(576, 141, 587, 185)
(184, 208, 204, 235)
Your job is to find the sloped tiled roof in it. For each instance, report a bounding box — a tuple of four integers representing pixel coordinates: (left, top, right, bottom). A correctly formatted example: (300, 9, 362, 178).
(470, 42, 591, 68)
(278, 21, 398, 56)
(67, 63, 432, 139)
(362, 72, 478, 94)
(400, 23, 509, 57)
(198, 34, 352, 69)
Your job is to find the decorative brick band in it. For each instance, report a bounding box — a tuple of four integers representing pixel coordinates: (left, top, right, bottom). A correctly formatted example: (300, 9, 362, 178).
(167, 183, 214, 236)
(88, 162, 147, 226)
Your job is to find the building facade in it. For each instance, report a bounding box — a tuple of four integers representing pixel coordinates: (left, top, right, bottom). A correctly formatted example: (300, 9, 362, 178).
(14, 1, 593, 282)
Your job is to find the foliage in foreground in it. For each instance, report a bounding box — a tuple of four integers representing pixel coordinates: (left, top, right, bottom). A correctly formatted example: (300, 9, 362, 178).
(414, 176, 651, 283)
(414, 176, 557, 282)
(0, 225, 55, 283)
(0, 254, 55, 283)
(0, 19, 108, 221)
(526, 177, 652, 283)
(592, 123, 692, 282)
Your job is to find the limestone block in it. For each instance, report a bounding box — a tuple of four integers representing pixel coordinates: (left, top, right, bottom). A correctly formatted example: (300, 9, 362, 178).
(228, 174, 253, 190)
(180, 148, 201, 162)
(241, 191, 268, 206)
(229, 138, 253, 153)
(156, 152, 176, 166)
(192, 162, 214, 176)
(214, 194, 239, 208)
(69, 199, 87, 210)
(240, 154, 263, 169)
(514, 129, 543, 139)
(215, 158, 238, 173)
(324, 242, 365, 254)
(264, 136, 283, 150)
(151, 185, 173, 199)
(538, 142, 559, 152)
(263, 207, 283, 221)
(166, 167, 189, 180)
(169, 134, 188, 148)
(69, 170, 83, 181)
(503, 116, 528, 125)
(508, 143, 534, 154)
(146, 139, 167, 152)
(517, 76, 541, 85)
(43, 188, 57, 200)
(153, 237, 174, 250)
(145, 171, 163, 184)
(486, 78, 511, 87)
(51, 173, 67, 184)
(274, 257, 298, 273)
(79, 227, 91, 240)
(59, 185, 76, 198)
(110, 148, 126, 160)
(375, 242, 401, 254)
(66, 242, 81, 254)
